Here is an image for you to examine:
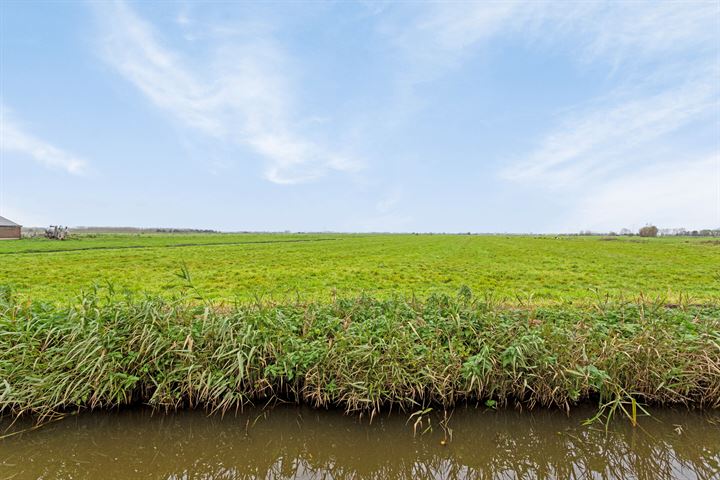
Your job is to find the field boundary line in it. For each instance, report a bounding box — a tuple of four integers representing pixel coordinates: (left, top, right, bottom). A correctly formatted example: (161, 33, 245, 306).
(0, 237, 342, 256)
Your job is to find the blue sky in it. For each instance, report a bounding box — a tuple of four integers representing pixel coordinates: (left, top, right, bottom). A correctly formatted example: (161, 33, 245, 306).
(1, 0, 718, 232)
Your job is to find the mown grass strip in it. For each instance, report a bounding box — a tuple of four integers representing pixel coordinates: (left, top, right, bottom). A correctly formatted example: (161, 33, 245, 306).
(0, 286, 718, 424)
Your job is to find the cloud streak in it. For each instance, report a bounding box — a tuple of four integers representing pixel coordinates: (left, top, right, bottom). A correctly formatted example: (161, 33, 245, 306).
(1, 104, 86, 175)
(383, 0, 719, 229)
(500, 1, 719, 187)
(565, 156, 720, 232)
(501, 73, 719, 186)
(95, 1, 359, 184)
(390, 1, 719, 75)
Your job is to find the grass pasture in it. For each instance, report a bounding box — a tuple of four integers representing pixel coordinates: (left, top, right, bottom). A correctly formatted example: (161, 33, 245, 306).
(1, 233, 718, 304)
(1, 233, 719, 421)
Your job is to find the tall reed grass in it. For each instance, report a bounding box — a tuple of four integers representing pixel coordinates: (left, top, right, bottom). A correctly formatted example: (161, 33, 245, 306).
(1, 285, 718, 423)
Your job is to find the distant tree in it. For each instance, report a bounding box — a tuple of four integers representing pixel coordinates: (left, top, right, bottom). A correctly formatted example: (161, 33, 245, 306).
(620, 228, 632, 236)
(638, 225, 658, 237)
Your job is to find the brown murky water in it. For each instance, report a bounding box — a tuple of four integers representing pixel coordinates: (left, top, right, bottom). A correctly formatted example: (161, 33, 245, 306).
(1, 406, 718, 479)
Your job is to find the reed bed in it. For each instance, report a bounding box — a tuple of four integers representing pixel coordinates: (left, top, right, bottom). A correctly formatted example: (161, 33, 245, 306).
(1, 286, 718, 423)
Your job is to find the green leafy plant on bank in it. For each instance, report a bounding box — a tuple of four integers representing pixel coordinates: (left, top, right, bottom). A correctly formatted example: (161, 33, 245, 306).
(0, 284, 718, 426)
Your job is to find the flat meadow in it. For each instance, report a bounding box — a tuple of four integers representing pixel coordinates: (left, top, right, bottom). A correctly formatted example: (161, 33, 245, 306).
(1, 233, 719, 422)
(0, 233, 718, 303)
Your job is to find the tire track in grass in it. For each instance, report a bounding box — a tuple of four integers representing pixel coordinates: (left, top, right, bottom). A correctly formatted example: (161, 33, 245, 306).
(0, 237, 343, 256)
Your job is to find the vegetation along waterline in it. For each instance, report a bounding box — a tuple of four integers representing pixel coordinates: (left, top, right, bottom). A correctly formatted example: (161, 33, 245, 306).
(1, 286, 718, 424)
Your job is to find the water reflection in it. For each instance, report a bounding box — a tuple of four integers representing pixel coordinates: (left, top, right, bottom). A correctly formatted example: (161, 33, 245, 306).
(2, 406, 718, 479)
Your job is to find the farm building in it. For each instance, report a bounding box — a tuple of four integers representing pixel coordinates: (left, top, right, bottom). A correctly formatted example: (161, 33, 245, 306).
(0, 215, 21, 239)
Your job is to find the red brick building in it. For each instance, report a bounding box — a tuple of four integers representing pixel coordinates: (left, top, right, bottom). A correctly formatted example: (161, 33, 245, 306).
(0, 216, 21, 239)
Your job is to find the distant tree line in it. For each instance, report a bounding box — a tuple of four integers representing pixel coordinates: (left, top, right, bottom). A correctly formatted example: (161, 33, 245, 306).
(578, 226, 720, 237)
(656, 227, 720, 237)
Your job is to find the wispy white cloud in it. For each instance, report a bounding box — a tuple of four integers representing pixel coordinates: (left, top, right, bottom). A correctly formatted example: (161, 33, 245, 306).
(1, 104, 86, 175)
(575, 1, 720, 68)
(500, 73, 719, 186)
(95, 1, 360, 184)
(389, 1, 719, 76)
(384, 1, 579, 83)
(563, 155, 720, 232)
(390, 0, 718, 226)
(498, 1, 719, 187)
(384, 1, 719, 230)
(394, 1, 524, 59)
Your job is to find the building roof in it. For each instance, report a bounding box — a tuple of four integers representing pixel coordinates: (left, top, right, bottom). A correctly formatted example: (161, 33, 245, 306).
(0, 215, 21, 227)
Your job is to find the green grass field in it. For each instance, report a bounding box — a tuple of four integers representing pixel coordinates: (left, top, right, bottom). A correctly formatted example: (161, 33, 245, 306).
(1, 233, 718, 303)
(2, 233, 719, 420)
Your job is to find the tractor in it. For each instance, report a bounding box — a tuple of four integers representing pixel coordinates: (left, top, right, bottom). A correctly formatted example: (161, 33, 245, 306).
(45, 225, 69, 240)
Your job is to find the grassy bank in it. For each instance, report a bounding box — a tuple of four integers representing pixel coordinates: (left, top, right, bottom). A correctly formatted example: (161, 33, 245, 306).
(1, 287, 718, 423)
